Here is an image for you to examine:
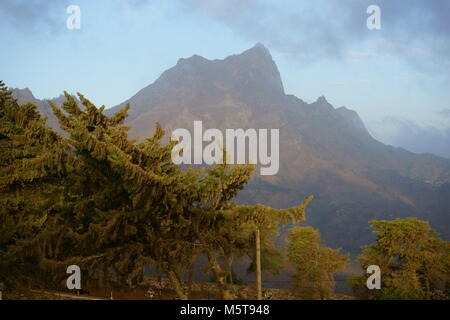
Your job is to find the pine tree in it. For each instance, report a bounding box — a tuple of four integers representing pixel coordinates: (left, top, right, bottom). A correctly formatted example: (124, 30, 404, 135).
(2, 85, 316, 300)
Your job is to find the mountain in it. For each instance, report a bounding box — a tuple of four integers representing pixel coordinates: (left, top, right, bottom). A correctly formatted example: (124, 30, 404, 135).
(13, 44, 450, 253)
(11, 88, 79, 132)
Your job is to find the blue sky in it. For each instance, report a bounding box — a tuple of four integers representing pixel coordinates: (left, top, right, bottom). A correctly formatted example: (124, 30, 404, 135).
(1, 0, 450, 129)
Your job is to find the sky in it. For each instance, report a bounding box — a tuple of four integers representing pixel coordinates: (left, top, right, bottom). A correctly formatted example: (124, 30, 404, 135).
(1, 0, 450, 151)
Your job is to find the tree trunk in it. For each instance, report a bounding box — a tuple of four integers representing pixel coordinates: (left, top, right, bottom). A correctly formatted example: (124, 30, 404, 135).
(255, 228, 262, 300)
(187, 254, 196, 295)
(167, 270, 188, 300)
(226, 255, 234, 285)
(206, 250, 233, 300)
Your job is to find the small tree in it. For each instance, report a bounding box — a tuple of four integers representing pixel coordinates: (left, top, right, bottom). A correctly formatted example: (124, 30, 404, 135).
(350, 218, 450, 300)
(287, 226, 348, 299)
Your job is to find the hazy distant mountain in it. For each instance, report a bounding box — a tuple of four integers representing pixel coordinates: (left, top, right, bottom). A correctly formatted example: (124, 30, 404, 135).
(368, 116, 450, 159)
(13, 44, 450, 252)
(11, 88, 80, 132)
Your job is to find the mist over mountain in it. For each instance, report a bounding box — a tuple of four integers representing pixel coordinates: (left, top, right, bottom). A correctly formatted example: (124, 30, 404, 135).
(368, 116, 450, 159)
(12, 44, 450, 253)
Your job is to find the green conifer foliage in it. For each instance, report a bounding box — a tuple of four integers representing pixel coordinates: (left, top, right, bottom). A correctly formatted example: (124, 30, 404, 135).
(350, 218, 450, 300)
(1, 83, 316, 299)
(287, 226, 348, 299)
(0, 81, 67, 286)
